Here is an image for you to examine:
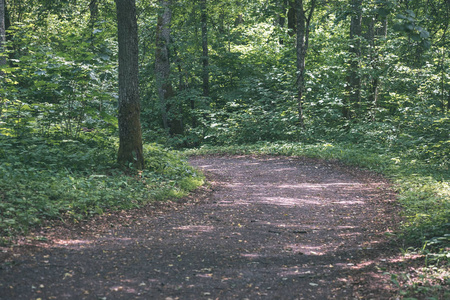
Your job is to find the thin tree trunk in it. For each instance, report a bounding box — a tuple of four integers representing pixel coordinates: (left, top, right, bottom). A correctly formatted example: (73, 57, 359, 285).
(0, 0, 6, 70)
(275, 0, 288, 44)
(448, 89, 450, 112)
(442, 0, 450, 113)
(154, 0, 183, 135)
(3, 0, 7, 31)
(155, 0, 172, 131)
(115, 0, 144, 169)
(295, 0, 305, 127)
(365, 16, 377, 120)
(344, 0, 362, 120)
(0, 0, 6, 117)
(295, 0, 316, 127)
(88, 0, 99, 50)
(89, 0, 99, 25)
(200, 0, 209, 97)
(276, 0, 288, 28)
(288, 0, 296, 36)
(89, 0, 99, 38)
(440, 25, 448, 111)
(366, 6, 388, 121)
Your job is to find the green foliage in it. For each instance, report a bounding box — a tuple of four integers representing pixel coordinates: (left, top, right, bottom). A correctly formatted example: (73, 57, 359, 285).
(1, 5, 118, 139)
(0, 136, 204, 237)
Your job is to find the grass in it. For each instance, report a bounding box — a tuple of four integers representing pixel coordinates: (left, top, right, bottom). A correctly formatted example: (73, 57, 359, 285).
(0, 135, 204, 241)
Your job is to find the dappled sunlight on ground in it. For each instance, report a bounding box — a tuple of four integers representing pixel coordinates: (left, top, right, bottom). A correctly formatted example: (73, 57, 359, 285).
(0, 155, 403, 300)
(260, 196, 324, 206)
(53, 239, 94, 246)
(173, 225, 215, 232)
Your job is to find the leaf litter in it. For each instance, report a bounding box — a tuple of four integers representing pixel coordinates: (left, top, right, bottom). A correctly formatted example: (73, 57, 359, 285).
(0, 155, 413, 299)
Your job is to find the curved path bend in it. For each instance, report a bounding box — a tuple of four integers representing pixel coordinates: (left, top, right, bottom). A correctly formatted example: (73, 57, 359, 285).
(0, 155, 401, 299)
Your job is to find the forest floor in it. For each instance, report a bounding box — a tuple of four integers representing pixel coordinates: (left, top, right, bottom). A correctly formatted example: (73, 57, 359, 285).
(0, 155, 417, 299)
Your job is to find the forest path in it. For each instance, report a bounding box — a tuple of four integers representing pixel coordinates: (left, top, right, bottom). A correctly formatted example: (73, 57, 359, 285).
(0, 155, 401, 299)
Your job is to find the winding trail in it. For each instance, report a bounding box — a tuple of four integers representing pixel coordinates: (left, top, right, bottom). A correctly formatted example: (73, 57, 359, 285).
(0, 155, 401, 299)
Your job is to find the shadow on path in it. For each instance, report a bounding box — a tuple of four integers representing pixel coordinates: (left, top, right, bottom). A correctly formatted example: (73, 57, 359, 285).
(0, 156, 402, 299)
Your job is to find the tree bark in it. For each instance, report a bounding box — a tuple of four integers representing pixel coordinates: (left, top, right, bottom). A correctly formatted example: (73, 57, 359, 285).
(448, 89, 450, 112)
(155, 0, 183, 135)
(0, 0, 6, 117)
(88, 0, 99, 49)
(155, 0, 171, 131)
(295, 0, 316, 127)
(275, 0, 288, 44)
(89, 0, 99, 23)
(276, 0, 288, 28)
(0, 0, 6, 70)
(344, 0, 362, 120)
(288, 0, 296, 36)
(89, 0, 99, 30)
(200, 0, 209, 97)
(366, 8, 388, 121)
(115, 0, 144, 169)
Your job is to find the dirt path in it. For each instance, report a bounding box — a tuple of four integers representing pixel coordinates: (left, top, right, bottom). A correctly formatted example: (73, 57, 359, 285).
(0, 155, 402, 299)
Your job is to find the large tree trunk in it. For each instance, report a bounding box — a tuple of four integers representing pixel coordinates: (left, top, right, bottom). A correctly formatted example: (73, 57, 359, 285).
(115, 0, 144, 169)
(200, 0, 209, 97)
(344, 0, 362, 120)
(295, 0, 316, 127)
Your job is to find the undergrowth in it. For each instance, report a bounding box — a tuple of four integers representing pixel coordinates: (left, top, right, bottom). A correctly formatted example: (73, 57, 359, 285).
(0, 135, 204, 241)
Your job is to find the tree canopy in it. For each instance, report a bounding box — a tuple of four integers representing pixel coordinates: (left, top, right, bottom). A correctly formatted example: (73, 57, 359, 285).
(1, 0, 448, 150)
